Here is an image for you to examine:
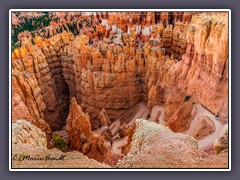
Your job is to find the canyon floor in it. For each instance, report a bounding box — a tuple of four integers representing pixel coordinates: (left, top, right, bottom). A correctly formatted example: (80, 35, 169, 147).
(11, 11, 229, 169)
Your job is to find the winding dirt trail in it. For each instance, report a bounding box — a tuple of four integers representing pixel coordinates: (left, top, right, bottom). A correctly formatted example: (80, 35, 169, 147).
(109, 103, 149, 151)
(185, 103, 223, 150)
(112, 137, 128, 155)
(128, 103, 149, 126)
(110, 119, 121, 138)
(148, 105, 165, 125)
(109, 102, 222, 154)
(146, 104, 222, 150)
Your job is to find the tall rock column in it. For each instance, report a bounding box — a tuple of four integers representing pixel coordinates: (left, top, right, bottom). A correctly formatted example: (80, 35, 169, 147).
(66, 97, 92, 151)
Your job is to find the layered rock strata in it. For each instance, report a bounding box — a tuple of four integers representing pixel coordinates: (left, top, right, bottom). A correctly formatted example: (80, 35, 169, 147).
(12, 120, 109, 168)
(12, 12, 229, 167)
(98, 108, 111, 127)
(214, 124, 228, 154)
(175, 14, 228, 115)
(117, 119, 228, 168)
(12, 39, 68, 131)
(12, 120, 48, 149)
(12, 13, 228, 133)
(66, 97, 92, 151)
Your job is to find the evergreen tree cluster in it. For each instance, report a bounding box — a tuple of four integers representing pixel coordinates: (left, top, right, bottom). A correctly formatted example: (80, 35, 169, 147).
(12, 14, 52, 51)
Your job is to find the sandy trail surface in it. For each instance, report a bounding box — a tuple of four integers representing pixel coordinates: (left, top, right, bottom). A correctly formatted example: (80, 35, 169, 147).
(110, 103, 149, 137)
(185, 103, 223, 150)
(59, 102, 222, 155)
(138, 103, 222, 150)
(128, 103, 149, 126)
(110, 103, 149, 152)
(148, 105, 165, 125)
(112, 137, 128, 155)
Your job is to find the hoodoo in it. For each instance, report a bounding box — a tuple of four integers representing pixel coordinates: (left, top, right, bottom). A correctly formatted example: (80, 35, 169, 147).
(11, 11, 229, 169)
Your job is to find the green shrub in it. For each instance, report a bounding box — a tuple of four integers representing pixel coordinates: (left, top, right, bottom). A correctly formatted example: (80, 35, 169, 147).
(67, 23, 78, 35)
(52, 133, 67, 151)
(19, 152, 28, 158)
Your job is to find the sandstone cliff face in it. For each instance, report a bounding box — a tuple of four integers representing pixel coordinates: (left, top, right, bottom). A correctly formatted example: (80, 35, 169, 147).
(174, 14, 228, 116)
(12, 71, 52, 144)
(12, 119, 109, 168)
(214, 124, 228, 154)
(66, 98, 121, 165)
(12, 38, 67, 131)
(39, 32, 72, 124)
(78, 51, 143, 129)
(98, 108, 111, 127)
(12, 120, 47, 149)
(40, 33, 144, 129)
(12, 92, 34, 124)
(80, 68, 139, 129)
(12, 12, 229, 167)
(120, 124, 136, 155)
(82, 132, 121, 166)
(66, 97, 92, 151)
(164, 88, 194, 132)
(172, 21, 188, 59)
(182, 12, 195, 23)
(162, 25, 173, 54)
(117, 119, 228, 168)
(12, 13, 228, 133)
(145, 14, 228, 129)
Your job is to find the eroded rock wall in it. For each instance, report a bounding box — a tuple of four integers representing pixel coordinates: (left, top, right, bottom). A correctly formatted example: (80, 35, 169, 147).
(12, 12, 228, 141)
(117, 119, 228, 168)
(12, 119, 48, 149)
(66, 97, 92, 151)
(12, 69, 52, 143)
(175, 14, 228, 116)
(12, 119, 109, 168)
(12, 39, 67, 131)
(140, 13, 228, 131)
